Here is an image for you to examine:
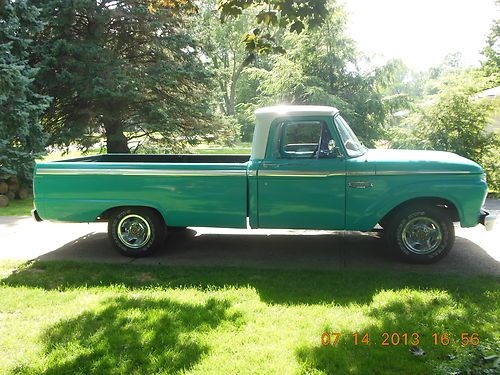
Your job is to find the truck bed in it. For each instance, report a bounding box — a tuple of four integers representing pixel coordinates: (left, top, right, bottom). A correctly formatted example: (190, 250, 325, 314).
(34, 154, 250, 228)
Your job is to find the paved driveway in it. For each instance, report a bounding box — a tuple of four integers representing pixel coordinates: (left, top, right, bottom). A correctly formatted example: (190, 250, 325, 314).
(1, 199, 499, 276)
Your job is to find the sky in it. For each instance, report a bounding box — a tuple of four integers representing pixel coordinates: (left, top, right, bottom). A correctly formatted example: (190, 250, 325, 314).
(343, 0, 499, 71)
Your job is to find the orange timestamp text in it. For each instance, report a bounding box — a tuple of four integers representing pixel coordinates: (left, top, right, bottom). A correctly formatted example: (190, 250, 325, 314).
(321, 332, 480, 347)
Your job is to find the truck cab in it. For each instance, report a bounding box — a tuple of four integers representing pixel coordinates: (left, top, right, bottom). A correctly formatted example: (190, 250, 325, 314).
(249, 106, 348, 230)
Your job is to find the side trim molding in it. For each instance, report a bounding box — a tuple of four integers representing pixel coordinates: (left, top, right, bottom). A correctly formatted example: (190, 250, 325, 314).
(36, 168, 246, 176)
(37, 168, 475, 177)
(259, 170, 344, 177)
(347, 170, 474, 176)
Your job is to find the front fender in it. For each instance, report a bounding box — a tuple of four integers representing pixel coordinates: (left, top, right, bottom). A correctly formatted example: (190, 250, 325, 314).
(346, 175, 487, 230)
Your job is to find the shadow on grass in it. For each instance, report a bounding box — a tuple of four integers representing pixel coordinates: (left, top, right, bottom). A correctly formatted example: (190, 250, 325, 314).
(12, 296, 237, 375)
(296, 288, 500, 374)
(2, 260, 499, 307)
(2, 261, 498, 374)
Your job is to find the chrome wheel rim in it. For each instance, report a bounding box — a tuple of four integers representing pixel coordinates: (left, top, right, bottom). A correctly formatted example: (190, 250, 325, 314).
(401, 216, 442, 254)
(117, 214, 151, 249)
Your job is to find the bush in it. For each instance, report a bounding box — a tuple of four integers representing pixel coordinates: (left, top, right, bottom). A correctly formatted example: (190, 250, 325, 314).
(481, 142, 500, 192)
(390, 92, 500, 191)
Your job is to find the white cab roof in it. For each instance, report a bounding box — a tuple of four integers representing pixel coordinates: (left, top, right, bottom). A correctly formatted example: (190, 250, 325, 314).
(251, 105, 339, 160)
(255, 105, 339, 117)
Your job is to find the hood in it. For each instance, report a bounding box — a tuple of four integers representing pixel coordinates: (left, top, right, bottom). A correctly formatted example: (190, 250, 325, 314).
(365, 149, 483, 175)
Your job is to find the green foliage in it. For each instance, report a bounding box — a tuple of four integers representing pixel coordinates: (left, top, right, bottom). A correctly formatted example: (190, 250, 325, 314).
(198, 112, 242, 146)
(481, 143, 500, 193)
(151, 0, 329, 55)
(219, 0, 327, 29)
(481, 19, 500, 86)
(234, 102, 258, 141)
(33, 0, 214, 153)
(418, 93, 492, 161)
(3, 0, 497, 172)
(235, 7, 407, 146)
(434, 342, 500, 375)
(391, 90, 500, 191)
(195, 1, 255, 117)
(0, 0, 50, 182)
(219, 0, 328, 54)
(386, 30, 500, 191)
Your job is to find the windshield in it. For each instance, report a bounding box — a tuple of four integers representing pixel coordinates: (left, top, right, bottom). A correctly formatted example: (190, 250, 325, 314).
(334, 114, 366, 157)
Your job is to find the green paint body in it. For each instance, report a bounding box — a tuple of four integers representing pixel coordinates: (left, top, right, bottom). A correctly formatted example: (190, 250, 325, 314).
(34, 114, 487, 230)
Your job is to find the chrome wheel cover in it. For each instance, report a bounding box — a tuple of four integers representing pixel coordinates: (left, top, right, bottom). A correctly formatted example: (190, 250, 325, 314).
(401, 216, 442, 254)
(117, 214, 151, 249)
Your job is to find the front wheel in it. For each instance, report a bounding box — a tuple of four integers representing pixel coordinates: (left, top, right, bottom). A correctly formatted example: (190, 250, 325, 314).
(386, 205, 455, 263)
(108, 208, 165, 257)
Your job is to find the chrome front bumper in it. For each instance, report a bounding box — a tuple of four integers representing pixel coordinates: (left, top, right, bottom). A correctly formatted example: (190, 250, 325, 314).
(479, 209, 496, 231)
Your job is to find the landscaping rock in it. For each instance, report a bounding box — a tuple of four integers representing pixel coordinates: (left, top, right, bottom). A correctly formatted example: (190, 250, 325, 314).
(7, 176, 19, 185)
(0, 181, 8, 194)
(18, 188, 30, 200)
(0, 194, 9, 207)
(409, 346, 426, 356)
(6, 191, 15, 201)
(7, 180, 19, 193)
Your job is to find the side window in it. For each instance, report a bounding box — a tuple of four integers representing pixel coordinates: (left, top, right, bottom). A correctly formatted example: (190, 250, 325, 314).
(275, 120, 333, 159)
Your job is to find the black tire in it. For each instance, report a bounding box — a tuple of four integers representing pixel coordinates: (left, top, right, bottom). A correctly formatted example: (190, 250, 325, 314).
(386, 204, 455, 264)
(108, 207, 165, 257)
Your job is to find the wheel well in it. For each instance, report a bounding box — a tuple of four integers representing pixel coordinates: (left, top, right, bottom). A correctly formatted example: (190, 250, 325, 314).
(97, 206, 165, 224)
(379, 197, 460, 226)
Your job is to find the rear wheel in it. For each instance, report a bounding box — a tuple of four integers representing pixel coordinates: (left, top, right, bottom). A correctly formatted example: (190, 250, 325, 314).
(108, 207, 165, 257)
(386, 205, 454, 263)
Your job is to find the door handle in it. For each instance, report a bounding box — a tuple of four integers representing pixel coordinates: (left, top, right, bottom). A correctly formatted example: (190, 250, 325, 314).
(262, 162, 281, 168)
(348, 181, 373, 189)
(261, 162, 307, 168)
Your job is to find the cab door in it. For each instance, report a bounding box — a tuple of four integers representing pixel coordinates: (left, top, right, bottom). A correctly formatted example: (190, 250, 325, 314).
(256, 116, 346, 229)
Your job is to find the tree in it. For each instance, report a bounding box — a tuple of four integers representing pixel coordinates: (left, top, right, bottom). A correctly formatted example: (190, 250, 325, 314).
(417, 93, 492, 160)
(236, 4, 408, 145)
(481, 19, 499, 86)
(391, 89, 499, 191)
(195, 0, 255, 117)
(217, 0, 328, 54)
(152, 0, 329, 53)
(0, 0, 50, 181)
(33, 0, 214, 153)
(386, 37, 500, 191)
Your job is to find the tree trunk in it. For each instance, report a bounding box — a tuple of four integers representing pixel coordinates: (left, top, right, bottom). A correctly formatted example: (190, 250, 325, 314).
(227, 60, 246, 116)
(104, 118, 130, 153)
(222, 90, 233, 116)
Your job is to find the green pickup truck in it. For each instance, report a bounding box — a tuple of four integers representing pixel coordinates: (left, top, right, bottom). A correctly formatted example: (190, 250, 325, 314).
(33, 105, 495, 263)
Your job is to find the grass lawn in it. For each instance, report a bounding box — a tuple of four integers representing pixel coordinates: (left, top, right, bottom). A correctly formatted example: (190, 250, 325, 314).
(39, 149, 103, 161)
(191, 143, 251, 155)
(194, 147, 251, 154)
(0, 260, 498, 374)
(0, 199, 33, 216)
